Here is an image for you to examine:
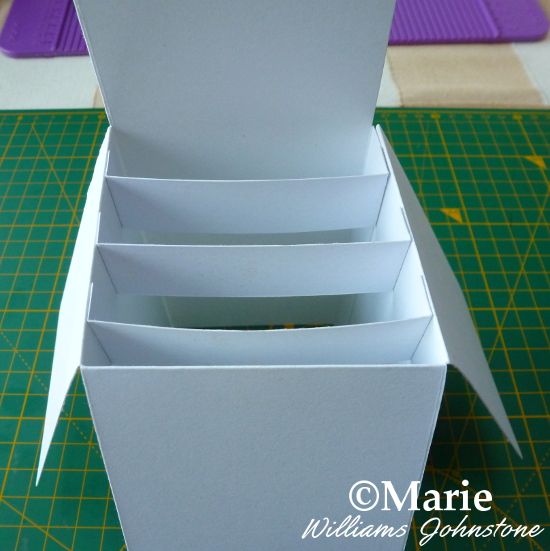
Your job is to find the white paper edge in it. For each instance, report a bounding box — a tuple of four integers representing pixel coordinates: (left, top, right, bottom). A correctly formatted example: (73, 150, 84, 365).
(376, 126, 520, 455)
(37, 130, 110, 482)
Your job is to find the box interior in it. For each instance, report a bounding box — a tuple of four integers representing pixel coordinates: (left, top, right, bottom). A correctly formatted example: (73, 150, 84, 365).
(83, 131, 442, 369)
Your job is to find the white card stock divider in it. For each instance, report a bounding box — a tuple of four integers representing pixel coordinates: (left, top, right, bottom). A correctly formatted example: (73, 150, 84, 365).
(86, 235, 433, 366)
(85, 128, 431, 367)
(95, 242, 410, 297)
(103, 129, 389, 237)
(88, 318, 431, 366)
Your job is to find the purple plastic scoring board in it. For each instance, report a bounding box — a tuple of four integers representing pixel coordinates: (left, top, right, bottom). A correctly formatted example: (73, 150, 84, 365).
(0, 0, 86, 58)
(390, 0, 550, 45)
(0, 0, 548, 58)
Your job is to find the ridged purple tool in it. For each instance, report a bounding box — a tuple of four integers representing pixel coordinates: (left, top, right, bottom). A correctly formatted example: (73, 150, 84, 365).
(0, 0, 86, 57)
(0, 0, 548, 57)
(390, 0, 549, 45)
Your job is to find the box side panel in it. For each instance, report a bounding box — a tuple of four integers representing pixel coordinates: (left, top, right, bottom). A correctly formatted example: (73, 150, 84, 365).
(82, 364, 445, 551)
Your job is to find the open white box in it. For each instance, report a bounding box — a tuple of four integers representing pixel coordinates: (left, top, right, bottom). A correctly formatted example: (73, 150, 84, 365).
(39, 2, 519, 550)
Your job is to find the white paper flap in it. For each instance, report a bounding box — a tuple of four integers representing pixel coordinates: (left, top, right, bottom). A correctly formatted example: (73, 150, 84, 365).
(377, 127, 520, 454)
(74, 0, 396, 179)
(37, 131, 110, 482)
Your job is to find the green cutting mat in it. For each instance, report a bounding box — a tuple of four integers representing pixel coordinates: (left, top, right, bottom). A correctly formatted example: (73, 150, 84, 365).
(0, 109, 548, 551)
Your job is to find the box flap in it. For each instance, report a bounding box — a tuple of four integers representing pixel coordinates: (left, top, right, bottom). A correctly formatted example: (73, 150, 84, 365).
(37, 131, 110, 482)
(74, 0, 395, 179)
(377, 127, 520, 455)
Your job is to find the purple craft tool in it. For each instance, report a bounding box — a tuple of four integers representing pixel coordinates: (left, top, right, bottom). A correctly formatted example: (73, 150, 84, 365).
(0, 0, 86, 57)
(390, 0, 549, 45)
(0, 0, 548, 58)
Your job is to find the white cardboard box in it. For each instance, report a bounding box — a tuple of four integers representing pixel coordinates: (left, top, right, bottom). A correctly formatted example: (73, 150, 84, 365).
(38, 2, 518, 550)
